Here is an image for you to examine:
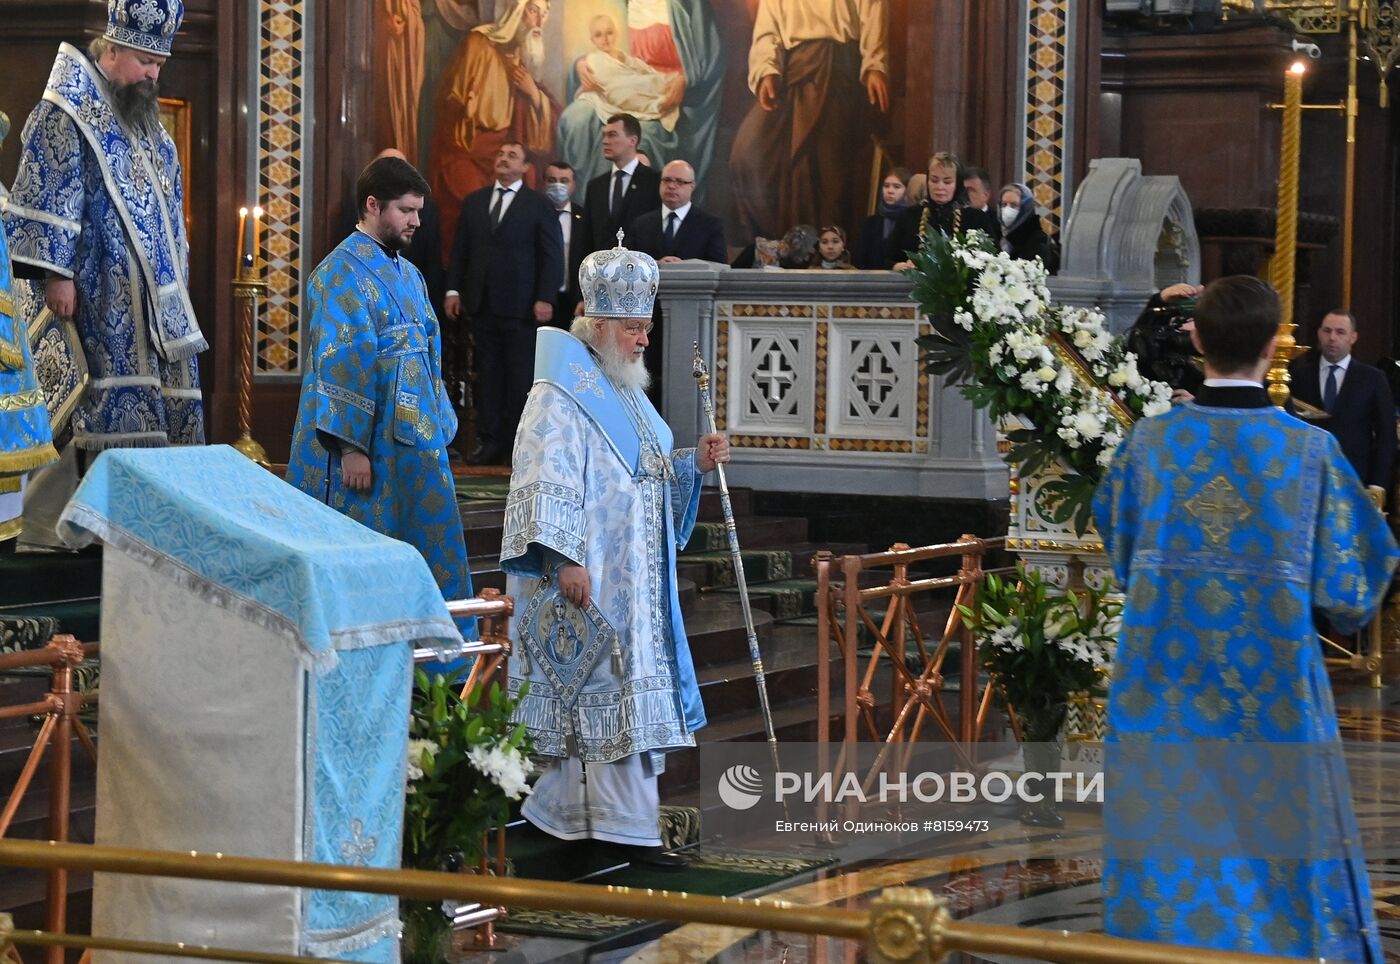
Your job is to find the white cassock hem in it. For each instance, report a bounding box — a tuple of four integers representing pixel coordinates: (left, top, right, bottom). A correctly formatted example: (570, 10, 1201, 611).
(522, 753, 662, 846)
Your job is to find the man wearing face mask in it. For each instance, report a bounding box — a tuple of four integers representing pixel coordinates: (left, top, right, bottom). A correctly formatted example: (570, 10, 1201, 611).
(996, 182, 1056, 271)
(543, 161, 584, 330)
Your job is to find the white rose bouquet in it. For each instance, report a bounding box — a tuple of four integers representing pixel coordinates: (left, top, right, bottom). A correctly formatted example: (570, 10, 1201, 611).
(910, 230, 1172, 533)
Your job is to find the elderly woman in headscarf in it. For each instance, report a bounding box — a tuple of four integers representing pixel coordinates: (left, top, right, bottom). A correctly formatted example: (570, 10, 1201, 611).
(996, 182, 1056, 270)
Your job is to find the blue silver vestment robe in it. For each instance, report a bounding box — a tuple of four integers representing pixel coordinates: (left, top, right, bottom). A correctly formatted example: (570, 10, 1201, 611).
(0, 199, 58, 539)
(1093, 397, 1396, 962)
(2, 43, 204, 450)
(503, 329, 705, 843)
(286, 231, 476, 643)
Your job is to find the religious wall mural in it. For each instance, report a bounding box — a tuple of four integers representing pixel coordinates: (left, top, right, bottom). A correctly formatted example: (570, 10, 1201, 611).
(369, 0, 899, 259)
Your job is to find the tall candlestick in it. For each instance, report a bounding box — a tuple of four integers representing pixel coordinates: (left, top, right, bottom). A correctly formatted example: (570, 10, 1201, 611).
(236, 206, 248, 276)
(1266, 61, 1304, 408)
(252, 205, 264, 271)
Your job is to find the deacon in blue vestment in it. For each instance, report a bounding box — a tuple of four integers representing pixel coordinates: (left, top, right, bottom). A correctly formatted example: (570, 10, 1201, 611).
(286, 157, 476, 642)
(1094, 275, 1396, 962)
(501, 237, 729, 866)
(0, 110, 59, 542)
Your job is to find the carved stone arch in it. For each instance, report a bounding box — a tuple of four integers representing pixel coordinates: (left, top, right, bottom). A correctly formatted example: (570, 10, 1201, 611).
(1051, 158, 1200, 333)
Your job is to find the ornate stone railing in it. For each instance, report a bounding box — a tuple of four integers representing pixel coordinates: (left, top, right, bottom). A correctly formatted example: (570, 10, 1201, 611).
(658, 264, 1007, 500)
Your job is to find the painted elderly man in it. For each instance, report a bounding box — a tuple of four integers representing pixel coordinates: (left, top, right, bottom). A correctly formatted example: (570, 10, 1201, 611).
(500, 235, 728, 867)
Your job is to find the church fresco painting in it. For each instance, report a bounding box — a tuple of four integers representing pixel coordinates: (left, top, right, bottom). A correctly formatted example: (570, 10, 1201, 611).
(369, 0, 898, 258)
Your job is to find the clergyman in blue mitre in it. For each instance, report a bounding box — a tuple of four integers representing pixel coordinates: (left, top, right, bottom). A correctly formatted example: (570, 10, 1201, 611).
(3, 0, 203, 548)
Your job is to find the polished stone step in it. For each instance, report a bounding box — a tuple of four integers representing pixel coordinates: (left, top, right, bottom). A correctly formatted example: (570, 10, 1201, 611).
(677, 548, 794, 591)
(0, 550, 102, 607)
(694, 625, 834, 720)
(698, 487, 753, 522)
(682, 600, 775, 669)
(685, 516, 810, 552)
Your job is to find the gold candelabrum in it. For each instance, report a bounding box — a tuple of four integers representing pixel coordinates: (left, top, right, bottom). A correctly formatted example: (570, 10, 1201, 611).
(231, 259, 270, 466)
(1266, 62, 1306, 407)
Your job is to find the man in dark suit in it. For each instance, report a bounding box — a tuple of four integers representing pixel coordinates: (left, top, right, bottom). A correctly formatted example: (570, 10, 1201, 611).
(542, 160, 584, 328)
(1289, 309, 1396, 489)
(445, 140, 563, 465)
(626, 159, 726, 399)
(576, 113, 661, 304)
(626, 160, 727, 264)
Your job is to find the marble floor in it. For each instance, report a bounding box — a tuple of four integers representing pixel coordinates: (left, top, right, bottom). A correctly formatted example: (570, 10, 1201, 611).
(469, 675, 1400, 963)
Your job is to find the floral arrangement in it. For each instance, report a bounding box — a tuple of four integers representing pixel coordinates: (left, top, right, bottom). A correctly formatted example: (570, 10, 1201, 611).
(958, 564, 1120, 743)
(403, 670, 533, 871)
(400, 669, 533, 961)
(910, 230, 1172, 533)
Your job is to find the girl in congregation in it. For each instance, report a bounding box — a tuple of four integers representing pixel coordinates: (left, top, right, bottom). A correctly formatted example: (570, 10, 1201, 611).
(812, 225, 856, 270)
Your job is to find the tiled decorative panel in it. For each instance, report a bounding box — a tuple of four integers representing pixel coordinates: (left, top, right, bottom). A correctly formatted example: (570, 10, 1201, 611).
(257, 0, 306, 374)
(714, 303, 932, 455)
(1024, 0, 1070, 234)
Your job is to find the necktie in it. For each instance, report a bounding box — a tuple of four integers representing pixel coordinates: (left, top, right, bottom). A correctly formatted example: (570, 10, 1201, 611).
(559, 210, 571, 291)
(1324, 363, 1339, 411)
(610, 170, 626, 219)
(490, 186, 509, 227)
(664, 211, 678, 250)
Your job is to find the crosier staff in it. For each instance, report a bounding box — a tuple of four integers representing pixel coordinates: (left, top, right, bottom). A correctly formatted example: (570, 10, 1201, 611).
(692, 344, 788, 819)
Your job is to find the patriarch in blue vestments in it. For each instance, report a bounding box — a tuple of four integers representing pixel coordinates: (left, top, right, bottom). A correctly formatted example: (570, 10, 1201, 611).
(501, 238, 729, 866)
(286, 157, 476, 644)
(1094, 275, 1395, 962)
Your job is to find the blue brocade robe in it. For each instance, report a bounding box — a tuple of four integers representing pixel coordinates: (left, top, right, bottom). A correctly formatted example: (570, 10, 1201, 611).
(1093, 396, 1397, 962)
(1, 209, 59, 538)
(286, 232, 475, 641)
(2, 44, 204, 449)
(502, 329, 705, 764)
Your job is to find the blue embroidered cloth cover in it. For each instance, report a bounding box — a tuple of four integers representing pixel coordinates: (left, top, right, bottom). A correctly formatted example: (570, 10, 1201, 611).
(58, 445, 461, 959)
(1094, 403, 1397, 961)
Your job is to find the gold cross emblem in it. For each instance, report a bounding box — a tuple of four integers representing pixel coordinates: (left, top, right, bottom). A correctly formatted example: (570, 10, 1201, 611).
(1186, 474, 1250, 544)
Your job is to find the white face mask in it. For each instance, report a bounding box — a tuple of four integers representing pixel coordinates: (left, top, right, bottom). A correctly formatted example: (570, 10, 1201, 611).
(544, 183, 572, 208)
(1000, 205, 1019, 228)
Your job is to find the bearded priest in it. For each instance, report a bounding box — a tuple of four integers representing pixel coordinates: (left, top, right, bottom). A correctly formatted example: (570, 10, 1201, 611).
(501, 236, 729, 868)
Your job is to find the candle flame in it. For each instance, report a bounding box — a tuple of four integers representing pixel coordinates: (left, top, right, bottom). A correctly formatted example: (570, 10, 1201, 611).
(1289, 61, 1306, 75)
(252, 206, 264, 217)
(239, 206, 249, 217)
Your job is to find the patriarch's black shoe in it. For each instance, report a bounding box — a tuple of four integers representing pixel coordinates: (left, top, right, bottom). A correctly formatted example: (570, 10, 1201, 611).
(614, 844, 688, 871)
(464, 443, 501, 465)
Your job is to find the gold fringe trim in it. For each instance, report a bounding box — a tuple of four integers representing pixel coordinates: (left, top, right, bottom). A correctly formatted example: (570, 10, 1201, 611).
(0, 443, 59, 475)
(0, 477, 19, 494)
(0, 341, 22, 372)
(0, 517, 21, 542)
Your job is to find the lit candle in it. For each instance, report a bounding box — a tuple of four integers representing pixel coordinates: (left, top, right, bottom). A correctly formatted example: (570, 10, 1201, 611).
(252, 206, 264, 271)
(236, 206, 248, 275)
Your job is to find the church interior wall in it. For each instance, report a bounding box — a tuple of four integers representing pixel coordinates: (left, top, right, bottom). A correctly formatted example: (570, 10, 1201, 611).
(1100, 19, 1398, 365)
(5, 3, 1397, 461)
